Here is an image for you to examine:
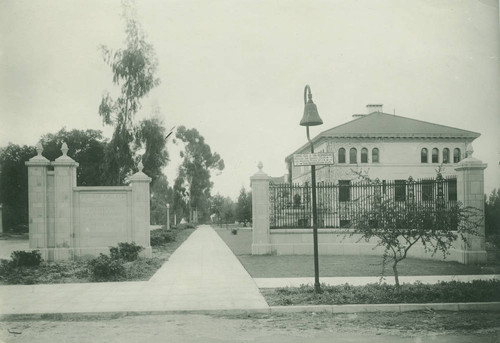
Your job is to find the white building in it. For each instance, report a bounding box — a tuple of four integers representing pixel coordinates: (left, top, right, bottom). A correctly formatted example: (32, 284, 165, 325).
(286, 104, 480, 184)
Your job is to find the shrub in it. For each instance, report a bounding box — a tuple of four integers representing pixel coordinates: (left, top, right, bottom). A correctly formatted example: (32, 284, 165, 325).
(231, 228, 238, 235)
(109, 242, 144, 262)
(150, 229, 176, 246)
(87, 254, 125, 281)
(11, 250, 42, 267)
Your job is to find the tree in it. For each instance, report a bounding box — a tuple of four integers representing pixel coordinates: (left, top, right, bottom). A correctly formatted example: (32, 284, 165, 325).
(236, 187, 252, 226)
(99, 0, 160, 185)
(210, 194, 235, 227)
(350, 176, 482, 288)
(485, 188, 500, 247)
(149, 174, 174, 225)
(174, 126, 224, 222)
(0, 144, 36, 231)
(40, 128, 107, 186)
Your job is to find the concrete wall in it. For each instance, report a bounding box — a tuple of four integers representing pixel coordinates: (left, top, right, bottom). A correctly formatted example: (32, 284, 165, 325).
(252, 147, 487, 264)
(26, 143, 152, 261)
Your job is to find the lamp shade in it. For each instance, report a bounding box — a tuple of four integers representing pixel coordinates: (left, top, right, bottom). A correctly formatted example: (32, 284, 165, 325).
(300, 85, 323, 126)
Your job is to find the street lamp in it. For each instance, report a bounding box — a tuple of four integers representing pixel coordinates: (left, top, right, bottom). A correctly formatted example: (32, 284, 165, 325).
(300, 85, 323, 293)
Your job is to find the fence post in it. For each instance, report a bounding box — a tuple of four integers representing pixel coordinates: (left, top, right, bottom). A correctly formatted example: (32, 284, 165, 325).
(128, 161, 152, 257)
(25, 143, 51, 258)
(454, 144, 487, 264)
(251, 162, 272, 254)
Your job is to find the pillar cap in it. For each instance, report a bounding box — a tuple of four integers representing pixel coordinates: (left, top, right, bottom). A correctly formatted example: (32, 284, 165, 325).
(25, 142, 50, 166)
(251, 161, 270, 181)
(128, 160, 152, 183)
(52, 142, 79, 167)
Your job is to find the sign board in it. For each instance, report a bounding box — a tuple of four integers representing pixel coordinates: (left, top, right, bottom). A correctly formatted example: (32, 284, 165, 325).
(293, 153, 334, 166)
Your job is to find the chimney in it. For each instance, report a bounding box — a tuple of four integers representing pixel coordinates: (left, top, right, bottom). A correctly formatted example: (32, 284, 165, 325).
(366, 104, 383, 114)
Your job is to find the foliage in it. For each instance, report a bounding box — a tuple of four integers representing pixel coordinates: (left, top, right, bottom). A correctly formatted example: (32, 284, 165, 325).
(87, 254, 126, 281)
(150, 175, 174, 225)
(236, 188, 252, 226)
(150, 228, 176, 246)
(210, 194, 235, 226)
(40, 128, 108, 186)
(264, 280, 500, 306)
(174, 126, 224, 221)
(11, 250, 42, 267)
(231, 228, 238, 235)
(485, 188, 500, 246)
(350, 175, 482, 288)
(0, 144, 36, 231)
(99, 0, 161, 185)
(109, 242, 144, 262)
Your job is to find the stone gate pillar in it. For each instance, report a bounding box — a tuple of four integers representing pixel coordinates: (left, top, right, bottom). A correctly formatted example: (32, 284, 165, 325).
(128, 161, 152, 257)
(251, 162, 272, 254)
(454, 144, 487, 264)
(51, 143, 79, 260)
(25, 143, 50, 252)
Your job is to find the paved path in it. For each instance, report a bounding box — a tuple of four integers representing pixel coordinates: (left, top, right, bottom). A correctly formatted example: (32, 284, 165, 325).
(0, 225, 269, 315)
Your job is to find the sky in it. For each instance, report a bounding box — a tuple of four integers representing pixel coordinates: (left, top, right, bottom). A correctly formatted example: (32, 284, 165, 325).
(1, 0, 499, 200)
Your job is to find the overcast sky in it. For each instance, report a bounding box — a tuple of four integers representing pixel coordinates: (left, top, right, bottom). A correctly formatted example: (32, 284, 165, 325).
(1, 0, 499, 199)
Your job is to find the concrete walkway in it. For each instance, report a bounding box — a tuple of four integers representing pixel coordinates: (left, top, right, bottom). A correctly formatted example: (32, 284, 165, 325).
(0, 225, 269, 315)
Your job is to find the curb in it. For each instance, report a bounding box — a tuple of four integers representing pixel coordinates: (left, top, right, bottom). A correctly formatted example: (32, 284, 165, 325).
(1, 302, 499, 321)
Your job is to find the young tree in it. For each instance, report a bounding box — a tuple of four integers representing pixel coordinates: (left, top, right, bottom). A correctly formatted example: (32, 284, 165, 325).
(485, 188, 500, 249)
(350, 176, 482, 288)
(174, 126, 224, 222)
(236, 187, 252, 226)
(98, 0, 160, 184)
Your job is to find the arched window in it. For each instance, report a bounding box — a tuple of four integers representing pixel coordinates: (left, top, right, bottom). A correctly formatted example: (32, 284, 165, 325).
(432, 148, 439, 163)
(350, 148, 357, 164)
(421, 148, 428, 163)
(338, 148, 346, 163)
(454, 148, 461, 163)
(442, 148, 450, 164)
(361, 148, 368, 163)
(372, 148, 379, 163)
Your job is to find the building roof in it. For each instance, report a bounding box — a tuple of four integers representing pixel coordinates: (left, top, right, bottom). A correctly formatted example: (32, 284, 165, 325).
(286, 111, 480, 161)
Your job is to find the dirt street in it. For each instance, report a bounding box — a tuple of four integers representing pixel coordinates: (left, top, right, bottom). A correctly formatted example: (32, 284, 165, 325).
(1, 311, 499, 343)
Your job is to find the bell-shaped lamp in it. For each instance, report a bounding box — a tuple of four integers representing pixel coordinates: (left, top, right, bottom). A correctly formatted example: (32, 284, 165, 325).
(300, 85, 323, 126)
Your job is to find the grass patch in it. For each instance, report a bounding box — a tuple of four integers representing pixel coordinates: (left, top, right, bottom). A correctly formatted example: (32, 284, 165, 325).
(262, 280, 500, 306)
(214, 226, 500, 277)
(0, 226, 196, 285)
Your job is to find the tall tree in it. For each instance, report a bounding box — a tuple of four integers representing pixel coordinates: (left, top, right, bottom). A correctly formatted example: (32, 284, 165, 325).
(40, 128, 107, 186)
(98, 0, 160, 184)
(0, 144, 36, 231)
(174, 126, 224, 222)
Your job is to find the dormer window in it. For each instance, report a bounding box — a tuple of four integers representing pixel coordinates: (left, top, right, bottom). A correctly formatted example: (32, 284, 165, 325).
(350, 148, 357, 164)
(421, 148, 428, 163)
(338, 148, 346, 163)
(432, 148, 439, 163)
(361, 148, 368, 163)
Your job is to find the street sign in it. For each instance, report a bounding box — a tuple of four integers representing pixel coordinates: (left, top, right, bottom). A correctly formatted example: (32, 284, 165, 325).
(293, 153, 334, 166)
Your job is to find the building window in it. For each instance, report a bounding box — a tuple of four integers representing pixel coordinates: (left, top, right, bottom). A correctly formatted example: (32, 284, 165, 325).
(443, 148, 450, 164)
(432, 148, 439, 163)
(372, 148, 379, 163)
(338, 148, 346, 163)
(448, 178, 457, 201)
(361, 148, 368, 163)
(395, 180, 406, 201)
(421, 148, 428, 163)
(339, 180, 351, 202)
(422, 180, 434, 201)
(349, 148, 357, 164)
(454, 148, 461, 163)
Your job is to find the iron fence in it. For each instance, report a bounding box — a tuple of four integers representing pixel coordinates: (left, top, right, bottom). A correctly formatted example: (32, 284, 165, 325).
(269, 176, 457, 229)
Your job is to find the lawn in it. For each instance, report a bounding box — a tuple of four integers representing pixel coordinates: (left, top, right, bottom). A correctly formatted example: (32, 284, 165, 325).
(214, 226, 500, 278)
(0, 226, 196, 285)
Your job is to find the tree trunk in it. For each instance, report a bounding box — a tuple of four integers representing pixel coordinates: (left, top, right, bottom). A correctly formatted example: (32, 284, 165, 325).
(392, 261, 400, 289)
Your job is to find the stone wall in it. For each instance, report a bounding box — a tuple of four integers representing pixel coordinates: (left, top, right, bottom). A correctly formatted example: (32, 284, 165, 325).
(26, 143, 152, 261)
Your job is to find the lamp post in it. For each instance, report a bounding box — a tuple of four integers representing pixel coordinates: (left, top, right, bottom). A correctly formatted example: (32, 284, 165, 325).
(300, 85, 323, 293)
